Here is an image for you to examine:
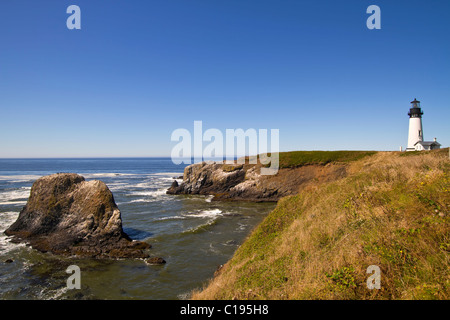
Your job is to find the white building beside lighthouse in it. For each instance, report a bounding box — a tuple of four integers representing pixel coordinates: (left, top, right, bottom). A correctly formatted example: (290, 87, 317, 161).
(406, 98, 441, 151)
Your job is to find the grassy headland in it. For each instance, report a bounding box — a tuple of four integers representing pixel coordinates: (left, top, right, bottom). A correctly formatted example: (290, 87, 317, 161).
(277, 150, 377, 168)
(192, 148, 450, 299)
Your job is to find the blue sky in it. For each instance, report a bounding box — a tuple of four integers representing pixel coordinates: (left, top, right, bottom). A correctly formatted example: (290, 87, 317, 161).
(0, 0, 449, 157)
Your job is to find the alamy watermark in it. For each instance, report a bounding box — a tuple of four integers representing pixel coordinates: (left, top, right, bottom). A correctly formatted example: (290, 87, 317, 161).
(66, 265, 81, 290)
(171, 121, 280, 175)
(366, 265, 381, 290)
(65, 4, 381, 31)
(66, 5, 81, 30)
(366, 5, 381, 30)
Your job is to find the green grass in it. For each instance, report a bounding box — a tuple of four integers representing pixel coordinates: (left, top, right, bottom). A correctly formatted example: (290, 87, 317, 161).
(400, 147, 449, 157)
(276, 150, 377, 168)
(222, 164, 244, 172)
(192, 150, 450, 300)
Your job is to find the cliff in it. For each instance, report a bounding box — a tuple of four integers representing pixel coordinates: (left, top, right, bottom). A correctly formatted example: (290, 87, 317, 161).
(5, 173, 153, 260)
(167, 151, 376, 202)
(191, 149, 450, 300)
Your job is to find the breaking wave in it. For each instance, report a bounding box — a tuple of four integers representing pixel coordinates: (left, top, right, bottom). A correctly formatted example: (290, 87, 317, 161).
(0, 212, 24, 256)
(184, 209, 223, 219)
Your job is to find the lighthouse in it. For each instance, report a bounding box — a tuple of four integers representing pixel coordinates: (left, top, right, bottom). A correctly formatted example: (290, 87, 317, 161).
(406, 98, 424, 151)
(406, 98, 441, 151)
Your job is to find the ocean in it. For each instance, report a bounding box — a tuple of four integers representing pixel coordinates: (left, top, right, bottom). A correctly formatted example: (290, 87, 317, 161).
(0, 158, 275, 300)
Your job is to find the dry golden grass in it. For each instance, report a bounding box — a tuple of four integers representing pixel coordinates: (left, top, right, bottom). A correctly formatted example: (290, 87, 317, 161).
(191, 149, 450, 300)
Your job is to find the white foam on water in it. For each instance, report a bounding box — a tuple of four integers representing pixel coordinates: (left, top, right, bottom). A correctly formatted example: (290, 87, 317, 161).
(154, 215, 186, 221)
(0, 212, 25, 255)
(0, 201, 27, 206)
(186, 209, 223, 219)
(128, 199, 151, 203)
(0, 188, 31, 202)
(181, 209, 224, 234)
(105, 182, 130, 191)
(127, 189, 168, 204)
(82, 173, 136, 178)
(205, 195, 214, 203)
(0, 175, 42, 182)
(130, 189, 168, 197)
(151, 172, 183, 177)
(133, 181, 156, 189)
(183, 219, 218, 234)
(39, 286, 69, 300)
(0, 212, 19, 232)
(151, 208, 226, 235)
(160, 177, 183, 183)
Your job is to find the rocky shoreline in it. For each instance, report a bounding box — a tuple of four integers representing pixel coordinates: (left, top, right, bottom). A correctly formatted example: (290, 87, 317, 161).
(167, 161, 348, 202)
(4, 162, 349, 261)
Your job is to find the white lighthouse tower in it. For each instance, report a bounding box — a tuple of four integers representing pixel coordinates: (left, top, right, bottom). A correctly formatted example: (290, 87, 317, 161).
(406, 98, 424, 151)
(406, 98, 441, 151)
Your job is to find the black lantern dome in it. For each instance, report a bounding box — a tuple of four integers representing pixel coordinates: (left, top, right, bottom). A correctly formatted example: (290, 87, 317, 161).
(408, 98, 423, 118)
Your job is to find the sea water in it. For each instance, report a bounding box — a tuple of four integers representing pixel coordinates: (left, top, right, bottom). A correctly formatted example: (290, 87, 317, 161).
(0, 158, 275, 300)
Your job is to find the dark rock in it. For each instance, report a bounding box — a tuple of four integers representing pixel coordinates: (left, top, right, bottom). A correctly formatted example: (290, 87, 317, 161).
(145, 257, 166, 265)
(4, 259, 13, 263)
(224, 239, 238, 246)
(214, 264, 224, 277)
(166, 162, 247, 197)
(166, 180, 179, 194)
(5, 173, 151, 259)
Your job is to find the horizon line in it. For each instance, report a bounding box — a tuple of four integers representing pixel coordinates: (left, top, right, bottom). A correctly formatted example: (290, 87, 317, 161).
(0, 156, 173, 160)
(0, 149, 412, 160)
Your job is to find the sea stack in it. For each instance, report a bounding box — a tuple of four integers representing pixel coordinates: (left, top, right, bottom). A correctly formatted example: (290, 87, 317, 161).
(5, 173, 152, 259)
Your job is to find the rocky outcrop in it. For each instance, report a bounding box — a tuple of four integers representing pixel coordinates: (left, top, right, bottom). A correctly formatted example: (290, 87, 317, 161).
(167, 161, 348, 202)
(146, 257, 166, 265)
(5, 173, 153, 259)
(167, 162, 247, 196)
